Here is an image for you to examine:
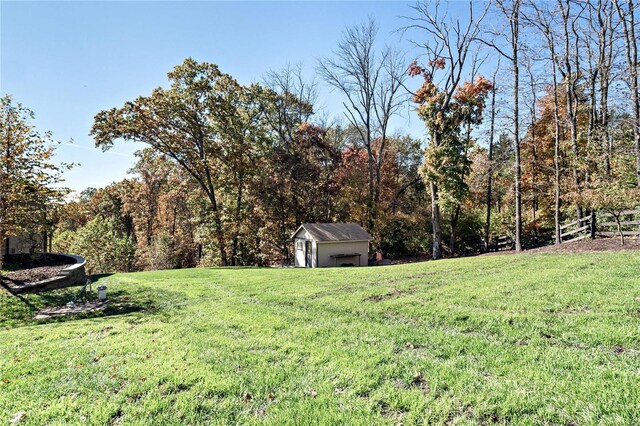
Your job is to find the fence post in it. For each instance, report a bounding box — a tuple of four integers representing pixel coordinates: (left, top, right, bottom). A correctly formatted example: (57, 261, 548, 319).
(590, 211, 597, 240)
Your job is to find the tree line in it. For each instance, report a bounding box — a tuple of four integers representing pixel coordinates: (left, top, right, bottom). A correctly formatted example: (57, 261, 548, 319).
(2, 0, 639, 271)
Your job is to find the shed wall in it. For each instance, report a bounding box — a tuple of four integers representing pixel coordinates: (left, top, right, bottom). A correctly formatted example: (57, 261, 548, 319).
(293, 229, 318, 267)
(316, 241, 369, 267)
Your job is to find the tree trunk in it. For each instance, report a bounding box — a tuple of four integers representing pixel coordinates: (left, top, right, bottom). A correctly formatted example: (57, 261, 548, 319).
(526, 65, 538, 227)
(0, 231, 5, 271)
(1, 109, 11, 270)
(615, 215, 625, 245)
(627, 0, 640, 186)
(512, 3, 523, 252)
(231, 172, 244, 266)
(204, 189, 227, 266)
(201, 164, 228, 266)
(366, 142, 376, 232)
(614, 0, 639, 184)
(146, 192, 154, 247)
(534, 1, 563, 245)
(430, 182, 442, 260)
(558, 0, 582, 219)
(553, 68, 561, 245)
(484, 79, 497, 252)
(449, 204, 461, 256)
(430, 129, 443, 260)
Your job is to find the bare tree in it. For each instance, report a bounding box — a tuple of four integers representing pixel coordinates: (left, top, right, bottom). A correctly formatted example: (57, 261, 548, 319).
(261, 64, 319, 262)
(479, 0, 524, 251)
(584, 0, 617, 178)
(526, 2, 564, 245)
(317, 18, 407, 232)
(614, 0, 640, 186)
(484, 61, 500, 251)
(509, 0, 523, 251)
(556, 0, 586, 221)
(264, 63, 318, 145)
(523, 58, 540, 225)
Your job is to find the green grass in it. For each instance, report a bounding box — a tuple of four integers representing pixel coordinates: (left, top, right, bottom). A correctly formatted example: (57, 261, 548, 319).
(1, 252, 639, 425)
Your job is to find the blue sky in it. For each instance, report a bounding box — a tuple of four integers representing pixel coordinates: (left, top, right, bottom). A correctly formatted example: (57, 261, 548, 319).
(1, 1, 472, 192)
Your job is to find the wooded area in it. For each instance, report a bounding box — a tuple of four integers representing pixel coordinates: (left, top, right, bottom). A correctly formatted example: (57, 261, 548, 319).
(2, 0, 640, 271)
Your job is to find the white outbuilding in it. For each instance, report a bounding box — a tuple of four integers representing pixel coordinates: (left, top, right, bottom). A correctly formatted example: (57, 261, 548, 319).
(292, 223, 372, 268)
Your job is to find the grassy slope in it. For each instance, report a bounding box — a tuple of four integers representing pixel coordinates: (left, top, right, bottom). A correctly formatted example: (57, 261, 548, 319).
(1, 252, 639, 425)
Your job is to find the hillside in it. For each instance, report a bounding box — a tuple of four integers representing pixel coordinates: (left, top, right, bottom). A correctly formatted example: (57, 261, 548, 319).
(1, 252, 639, 425)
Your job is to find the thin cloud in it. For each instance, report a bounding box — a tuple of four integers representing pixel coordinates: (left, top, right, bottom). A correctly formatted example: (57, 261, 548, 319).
(61, 142, 136, 159)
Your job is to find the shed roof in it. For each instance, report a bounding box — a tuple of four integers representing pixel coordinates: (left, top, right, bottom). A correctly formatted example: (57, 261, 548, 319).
(292, 223, 372, 242)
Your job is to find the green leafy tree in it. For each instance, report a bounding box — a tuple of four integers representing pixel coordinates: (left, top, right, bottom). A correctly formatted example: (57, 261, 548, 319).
(127, 149, 171, 247)
(577, 180, 640, 245)
(54, 216, 136, 275)
(0, 95, 68, 267)
(91, 58, 268, 266)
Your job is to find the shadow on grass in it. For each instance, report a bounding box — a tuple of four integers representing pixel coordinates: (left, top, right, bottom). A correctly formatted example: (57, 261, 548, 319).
(204, 266, 263, 270)
(1, 275, 182, 329)
(0, 274, 115, 311)
(33, 289, 159, 326)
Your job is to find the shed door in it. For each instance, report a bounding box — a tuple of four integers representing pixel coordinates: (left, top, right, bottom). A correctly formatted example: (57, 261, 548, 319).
(305, 241, 312, 267)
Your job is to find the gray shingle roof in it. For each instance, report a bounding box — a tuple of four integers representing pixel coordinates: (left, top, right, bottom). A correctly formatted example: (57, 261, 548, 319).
(293, 223, 372, 242)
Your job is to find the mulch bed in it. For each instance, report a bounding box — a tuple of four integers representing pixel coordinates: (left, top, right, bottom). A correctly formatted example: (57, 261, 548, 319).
(1, 265, 72, 286)
(1, 255, 76, 288)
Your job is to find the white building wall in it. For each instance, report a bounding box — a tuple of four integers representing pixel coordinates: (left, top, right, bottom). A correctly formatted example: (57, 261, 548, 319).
(294, 238, 305, 267)
(317, 241, 369, 267)
(293, 229, 318, 267)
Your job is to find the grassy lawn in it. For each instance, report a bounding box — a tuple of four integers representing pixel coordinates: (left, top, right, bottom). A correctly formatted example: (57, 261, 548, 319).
(1, 252, 639, 425)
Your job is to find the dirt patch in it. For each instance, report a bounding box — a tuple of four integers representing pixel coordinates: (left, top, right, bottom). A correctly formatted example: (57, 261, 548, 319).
(376, 255, 432, 265)
(34, 301, 107, 319)
(484, 237, 640, 255)
(411, 371, 430, 394)
(365, 287, 416, 302)
(528, 237, 640, 253)
(378, 400, 406, 421)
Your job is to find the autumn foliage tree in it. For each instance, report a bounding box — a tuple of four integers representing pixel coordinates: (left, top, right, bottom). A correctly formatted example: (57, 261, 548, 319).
(409, 58, 493, 258)
(253, 121, 340, 264)
(45, 0, 640, 270)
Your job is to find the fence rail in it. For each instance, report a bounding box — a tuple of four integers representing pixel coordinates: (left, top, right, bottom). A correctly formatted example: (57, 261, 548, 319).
(485, 209, 639, 252)
(599, 230, 640, 236)
(487, 235, 514, 252)
(555, 209, 640, 243)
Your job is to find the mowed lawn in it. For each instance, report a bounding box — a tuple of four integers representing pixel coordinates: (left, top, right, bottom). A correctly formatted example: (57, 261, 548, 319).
(1, 252, 640, 425)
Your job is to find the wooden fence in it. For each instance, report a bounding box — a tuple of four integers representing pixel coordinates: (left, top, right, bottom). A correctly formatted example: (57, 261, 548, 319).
(556, 209, 640, 242)
(487, 235, 514, 252)
(487, 209, 640, 251)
